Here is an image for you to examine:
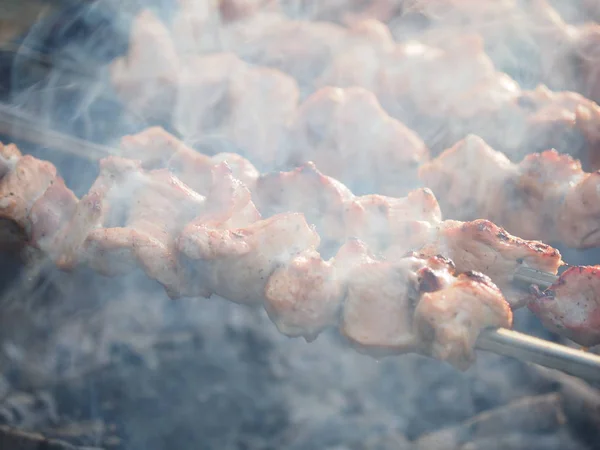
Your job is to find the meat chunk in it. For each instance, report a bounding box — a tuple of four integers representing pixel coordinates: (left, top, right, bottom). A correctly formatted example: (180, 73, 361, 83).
(557, 171, 600, 248)
(499, 148, 584, 243)
(529, 266, 600, 346)
(110, 10, 180, 121)
(415, 270, 513, 370)
(340, 250, 512, 368)
(419, 135, 515, 222)
(264, 249, 342, 340)
(255, 162, 354, 250)
(255, 161, 440, 253)
(29, 178, 78, 255)
(178, 212, 320, 304)
(340, 253, 425, 356)
(394, 0, 578, 92)
(264, 237, 376, 340)
(222, 13, 348, 94)
(341, 252, 459, 357)
(418, 219, 563, 308)
(287, 86, 429, 195)
(420, 134, 600, 248)
(173, 53, 299, 168)
(0, 153, 58, 237)
(344, 188, 441, 252)
(86, 168, 207, 298)
(52, 157, 142, 270)
(120, 126, 260, 193)
(226, 65, 299, 166)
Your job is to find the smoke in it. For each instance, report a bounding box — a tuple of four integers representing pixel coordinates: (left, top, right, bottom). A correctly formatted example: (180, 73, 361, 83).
(0, 1, 598, 449)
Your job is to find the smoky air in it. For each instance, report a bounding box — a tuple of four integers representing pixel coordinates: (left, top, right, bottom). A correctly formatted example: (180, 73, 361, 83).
(0, 1, 598, 450)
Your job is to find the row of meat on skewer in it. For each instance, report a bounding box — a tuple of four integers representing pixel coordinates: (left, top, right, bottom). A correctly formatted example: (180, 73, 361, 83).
(110, 8, 600, 251)
(0, 127, 598, 372)
(112, 3, 600, 176)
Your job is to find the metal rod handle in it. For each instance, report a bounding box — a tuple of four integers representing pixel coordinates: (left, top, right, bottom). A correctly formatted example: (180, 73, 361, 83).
(476, 328, 600, 383)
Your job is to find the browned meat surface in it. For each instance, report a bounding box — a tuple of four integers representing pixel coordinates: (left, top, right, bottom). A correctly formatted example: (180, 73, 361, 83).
(287, 86, 429, 195)
(415, 270, 513, 370)
(420, 134, 600, 248)
(416, 219, 563, 308)
(529, 266, 600, 346)
(0, 141, 543, 371)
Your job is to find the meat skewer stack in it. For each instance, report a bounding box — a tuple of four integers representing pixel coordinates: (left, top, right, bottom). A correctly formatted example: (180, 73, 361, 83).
(1, 126, 600, 382)
(420, 134, 600, 249)
(111, 5, 600, 172)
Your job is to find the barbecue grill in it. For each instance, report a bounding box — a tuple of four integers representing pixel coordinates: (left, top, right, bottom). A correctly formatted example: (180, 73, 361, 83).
(1, 1, 600, 449)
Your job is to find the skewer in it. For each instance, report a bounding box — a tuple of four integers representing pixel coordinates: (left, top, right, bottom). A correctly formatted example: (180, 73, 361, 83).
(476, 265, 600, 383)
(511, 265, 558, 290)
(0, 110, 598, 382)
(476, 329, 600, 383)
(0, 102, 117, 161)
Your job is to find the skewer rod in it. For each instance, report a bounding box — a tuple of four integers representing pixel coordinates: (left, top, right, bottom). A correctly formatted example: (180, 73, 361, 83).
(0, 102, 116, 161)
(512, 265, 558, 290)
(476, 328, 600, 383)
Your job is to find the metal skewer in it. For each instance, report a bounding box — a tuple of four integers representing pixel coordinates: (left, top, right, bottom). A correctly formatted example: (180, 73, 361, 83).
(476, 329, 600, 383)
(0, 107, 599, 382)
(475, 265, 600, 384)
(0, 102, 118, 161)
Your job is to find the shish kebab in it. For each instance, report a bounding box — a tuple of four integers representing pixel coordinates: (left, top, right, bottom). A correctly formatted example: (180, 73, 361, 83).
(0, 114, 599, 382)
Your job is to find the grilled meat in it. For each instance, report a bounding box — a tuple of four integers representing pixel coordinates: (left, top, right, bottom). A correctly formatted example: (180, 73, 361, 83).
(286, 86, 428, 195)
(414, 219, 562, 308)
(529, 266, 600, 346)
(415, 269, 513, 370)
(420, 134, 600, 249)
